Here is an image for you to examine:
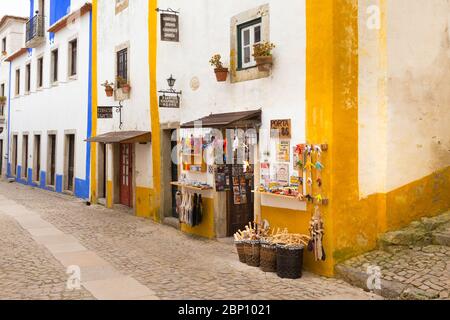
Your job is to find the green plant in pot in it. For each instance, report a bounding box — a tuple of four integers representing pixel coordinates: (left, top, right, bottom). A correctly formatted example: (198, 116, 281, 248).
(101, 80, 114, 97)
(0, 95, 6, 107)
(209, 54, 228, 82)
(253, 41, 276, 72)
(116, 76, 131, 94)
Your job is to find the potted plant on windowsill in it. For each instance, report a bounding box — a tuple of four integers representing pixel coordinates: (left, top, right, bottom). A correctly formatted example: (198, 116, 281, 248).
(209, 54, 228, 82)
(0, 96, 6, 107)
(253, 41, 276, 72)
(116, 76, 131, 94)
(101, 80, 114, 97)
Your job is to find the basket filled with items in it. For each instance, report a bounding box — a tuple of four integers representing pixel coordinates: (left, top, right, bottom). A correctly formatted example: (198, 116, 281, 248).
(270, 230, 310, 279)
(234, 222, 270, 267)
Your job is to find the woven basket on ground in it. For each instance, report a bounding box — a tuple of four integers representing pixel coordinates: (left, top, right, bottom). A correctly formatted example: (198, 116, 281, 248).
(244, 240, 260, 267)
(259, 241, 277, 272)
(235, 241, 246, 263)
(276, 244, 304, 279)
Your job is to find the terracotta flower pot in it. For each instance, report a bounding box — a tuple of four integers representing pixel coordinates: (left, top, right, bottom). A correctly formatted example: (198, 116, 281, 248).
(214, 67, 228, 82)
(104, 86, 114, 97)
(121, 84, 131, 94)
(255, 55, 273, 72)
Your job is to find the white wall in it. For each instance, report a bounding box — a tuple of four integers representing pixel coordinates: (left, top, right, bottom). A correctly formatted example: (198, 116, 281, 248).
(359, 0, 450, 196)
(97, 0, 152, 188)
(9, 3, 91, 192)
(157, 0, 307, 182)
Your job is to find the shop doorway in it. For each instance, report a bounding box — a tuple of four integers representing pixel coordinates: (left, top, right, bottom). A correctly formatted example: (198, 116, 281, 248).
(97, 143, 106, 200)
(119, 143, 132, 207)
(33, 135, 41, 182)
(12, 135, 18, 176)
(226, 164, 254, 236)
(22, 135, 28, 179)
(47, 134, 56, 186)
(64, 134, 75, 192)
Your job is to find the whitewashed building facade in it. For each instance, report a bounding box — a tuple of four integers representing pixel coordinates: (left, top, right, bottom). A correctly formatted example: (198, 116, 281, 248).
(6, 0, 93, 199)
(0, 15, 27, 178)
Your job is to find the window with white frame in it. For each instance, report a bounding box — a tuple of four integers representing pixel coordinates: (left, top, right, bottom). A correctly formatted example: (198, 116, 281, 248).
(68, 39, 77, 77)
(37, 57, 44, 88)
(237, 18, 262, 69)
(51, 49, 58, 83)
(15, 69, 20, 96)
(25, 63, 31, 93)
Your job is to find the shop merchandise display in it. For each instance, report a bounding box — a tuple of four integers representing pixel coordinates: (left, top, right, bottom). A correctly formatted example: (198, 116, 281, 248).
(177, 190, 203, 227)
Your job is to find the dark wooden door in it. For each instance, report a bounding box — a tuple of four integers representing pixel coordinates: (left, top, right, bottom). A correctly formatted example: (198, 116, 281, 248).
(227, 164, 254, 236)
(67, 135, 75, 191)
(120, 143, 132, 207)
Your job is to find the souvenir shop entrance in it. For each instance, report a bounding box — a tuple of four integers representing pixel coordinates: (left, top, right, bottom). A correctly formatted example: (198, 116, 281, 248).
(180, 109, 261, 238)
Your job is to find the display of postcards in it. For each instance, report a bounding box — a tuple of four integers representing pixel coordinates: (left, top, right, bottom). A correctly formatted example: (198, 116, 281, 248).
(215, 173, 226, 192)
(233, 186, 240, 194)
(240, 176, 246, 185)
(233, 194, 241, 205)
(240, 187, 247, 196)
(232, 177, 239, 186)
(225, 176, 231, 189)
(241, 194, 247, 204)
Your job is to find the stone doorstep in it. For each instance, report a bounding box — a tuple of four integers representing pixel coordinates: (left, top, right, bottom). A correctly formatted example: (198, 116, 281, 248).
(335, 264, 406, 299)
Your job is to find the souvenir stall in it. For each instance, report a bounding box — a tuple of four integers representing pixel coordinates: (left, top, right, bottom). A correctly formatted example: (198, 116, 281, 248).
(173, 110, 262, 239)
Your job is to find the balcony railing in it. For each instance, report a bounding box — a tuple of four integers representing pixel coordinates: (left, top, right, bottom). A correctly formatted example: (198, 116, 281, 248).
(25, 15, 45, 48)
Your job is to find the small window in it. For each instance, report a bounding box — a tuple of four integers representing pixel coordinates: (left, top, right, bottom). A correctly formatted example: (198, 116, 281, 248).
(237, 18, 262, 69)
(15, 69, 20, 96)
(25, 63, 31, 93)
(116, 48, 128, 88)
(1, 37, 6, 53)
(37, 57, 44, 88)
(68, 39, 77, 77)
(51, 49, 59, 83)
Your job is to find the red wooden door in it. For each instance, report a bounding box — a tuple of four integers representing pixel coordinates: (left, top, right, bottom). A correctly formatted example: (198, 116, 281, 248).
(120, 144, 133, 207)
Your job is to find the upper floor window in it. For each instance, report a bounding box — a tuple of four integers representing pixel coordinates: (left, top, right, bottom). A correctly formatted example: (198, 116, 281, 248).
(237, 18, 262, 69)
(15, 69, 20, 96)
(25, 63, 31, 93)
(116, 48, 128, 88)
(51, 49, 59, 83)
(37, 57, 44, 88)
(68, 39, 78, 77)
(1, 37, 6, 53)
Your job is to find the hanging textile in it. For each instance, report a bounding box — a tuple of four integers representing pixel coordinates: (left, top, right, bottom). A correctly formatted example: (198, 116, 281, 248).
(178, 190, 203, 227)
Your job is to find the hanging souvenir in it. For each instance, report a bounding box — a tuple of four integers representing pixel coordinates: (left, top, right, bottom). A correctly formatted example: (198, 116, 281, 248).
(308, 205, 326, 261)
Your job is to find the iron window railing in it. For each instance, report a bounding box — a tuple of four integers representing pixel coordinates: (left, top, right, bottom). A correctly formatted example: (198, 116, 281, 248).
(26, 15, 45, 44)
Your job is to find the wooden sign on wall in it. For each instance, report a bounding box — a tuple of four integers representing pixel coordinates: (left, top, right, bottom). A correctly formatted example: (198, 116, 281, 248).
(270, 119, 291, 139)
(160, 13, 179, 42)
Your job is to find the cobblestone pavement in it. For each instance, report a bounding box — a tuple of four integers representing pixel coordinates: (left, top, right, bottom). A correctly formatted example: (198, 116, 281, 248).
(337, 245, 450, 300)
(0, 213, 94, 300)
(0, 181, 379, 300)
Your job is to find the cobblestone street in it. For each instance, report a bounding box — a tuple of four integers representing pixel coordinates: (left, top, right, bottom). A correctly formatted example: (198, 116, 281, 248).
(0, 181, 379, 300)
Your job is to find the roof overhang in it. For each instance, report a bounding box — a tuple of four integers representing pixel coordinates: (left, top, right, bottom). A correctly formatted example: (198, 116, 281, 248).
(48, 3, 92, 34)
(180, 109, 262, 129)
(5, 48, 28, 62)
(0, 15, 27, 31)
(86, 131, 151, 144)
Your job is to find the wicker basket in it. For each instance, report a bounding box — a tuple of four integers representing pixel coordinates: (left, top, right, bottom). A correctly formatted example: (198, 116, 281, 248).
(276, 244, 304, 279)
(259, 241, 277, 272)
(235, 241, 246, 263)
(244, 240, 260, 267)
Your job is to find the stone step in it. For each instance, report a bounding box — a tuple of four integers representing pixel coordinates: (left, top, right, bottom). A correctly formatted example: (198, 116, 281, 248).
(378, 211, 450, 248)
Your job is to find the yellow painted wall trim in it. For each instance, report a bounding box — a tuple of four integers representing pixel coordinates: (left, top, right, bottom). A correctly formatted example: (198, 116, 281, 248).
(148, 0, 161, 222)
(106, 180, 113, 208)
(136, 186, 155, 218)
